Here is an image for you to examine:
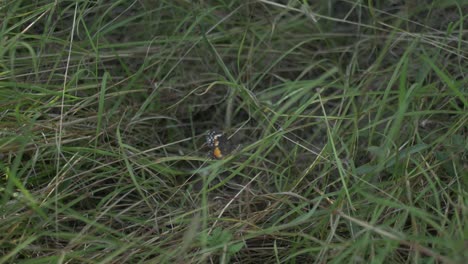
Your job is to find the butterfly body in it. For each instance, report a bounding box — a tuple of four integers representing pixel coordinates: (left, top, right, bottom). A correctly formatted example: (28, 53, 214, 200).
(206, 130, 231, 159)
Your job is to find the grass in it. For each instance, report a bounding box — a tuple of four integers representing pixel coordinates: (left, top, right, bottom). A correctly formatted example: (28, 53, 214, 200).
(0, 0, 467, 263)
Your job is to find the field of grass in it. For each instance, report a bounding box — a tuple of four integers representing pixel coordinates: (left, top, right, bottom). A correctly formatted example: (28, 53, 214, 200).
(1, 0, 467, 263)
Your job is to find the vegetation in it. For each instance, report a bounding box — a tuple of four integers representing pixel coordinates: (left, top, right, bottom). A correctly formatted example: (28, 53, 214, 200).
(1, 0, 466, 263)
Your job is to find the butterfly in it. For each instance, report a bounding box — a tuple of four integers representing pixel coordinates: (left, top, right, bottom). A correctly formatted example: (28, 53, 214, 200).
(206, 130, 232, 159)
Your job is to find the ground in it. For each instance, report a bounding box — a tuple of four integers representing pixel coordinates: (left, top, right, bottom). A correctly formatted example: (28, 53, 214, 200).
(0, 1, 467, 263)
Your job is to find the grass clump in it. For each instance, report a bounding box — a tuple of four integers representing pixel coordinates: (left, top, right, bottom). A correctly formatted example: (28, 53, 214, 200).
(0, 0, 466, 263)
